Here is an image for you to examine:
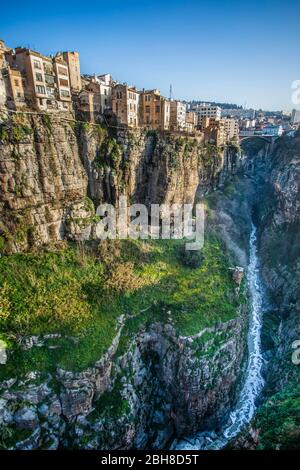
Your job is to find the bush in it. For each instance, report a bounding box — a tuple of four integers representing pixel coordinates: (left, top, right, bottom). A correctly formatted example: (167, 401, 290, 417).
(104, 262, 144, 293)
(179, 246, 204, 268)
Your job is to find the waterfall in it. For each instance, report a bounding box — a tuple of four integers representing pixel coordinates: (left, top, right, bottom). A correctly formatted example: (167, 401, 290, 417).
(175, 223, 265, 450)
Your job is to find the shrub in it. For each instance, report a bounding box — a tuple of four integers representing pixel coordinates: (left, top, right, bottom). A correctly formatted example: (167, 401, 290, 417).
(179, 246, 204, 268)
(104, 262, 144, 293)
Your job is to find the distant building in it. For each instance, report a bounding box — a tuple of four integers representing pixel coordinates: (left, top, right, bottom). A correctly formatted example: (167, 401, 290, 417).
(220, 117, 239, 141)
(60, 51, 81, 92)
(194, 104, 221, 127)
(78, 73, 113, 121)
(170, 100, 186, 131)
(5, 67, 26, 109)
(185, 111, 197, 132)
(202, 118, 225, 146)
(240, 118, 256, 129)
(4, 46, 72, 111)
(262, 125, 283, 136)
(97, 74, 113, 114)
(53, 55, 72, 109)
(140, 89, 170, 130)
(221, 108, 255, 120)
(112, 84, 139, 127)
(291, 108, 300, 125)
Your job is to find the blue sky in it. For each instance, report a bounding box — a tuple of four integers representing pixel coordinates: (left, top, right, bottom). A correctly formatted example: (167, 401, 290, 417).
(1, 0, 300, 110)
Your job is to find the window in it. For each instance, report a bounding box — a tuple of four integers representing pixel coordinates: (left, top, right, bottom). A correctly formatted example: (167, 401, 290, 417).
(34, 60, 41, 69)
(46, 87, 55, 96)
(17, 92, 21, 98)
(104, 89, 107, 95)
(59, 78, 69, 87)
(146, 106, 150, 113)
(45, 74, 55, 85)
(60, 89, 70, 97)
(58, 66, 68, 76)
(155, 106, 160, 113)
(36, 73, 43, 82)
(14, 79, 19, 86)
(36, 85, 46, 94)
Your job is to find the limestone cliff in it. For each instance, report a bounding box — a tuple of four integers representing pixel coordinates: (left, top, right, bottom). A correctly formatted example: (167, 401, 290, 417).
(0, 114, 240, 252)
(0, 112, 247, 450)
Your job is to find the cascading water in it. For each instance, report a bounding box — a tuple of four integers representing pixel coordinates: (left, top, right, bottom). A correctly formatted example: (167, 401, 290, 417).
(175, 223, 265, 450)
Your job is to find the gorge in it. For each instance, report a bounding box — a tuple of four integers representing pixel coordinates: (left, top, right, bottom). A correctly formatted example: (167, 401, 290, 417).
(0, 113, 299, 450)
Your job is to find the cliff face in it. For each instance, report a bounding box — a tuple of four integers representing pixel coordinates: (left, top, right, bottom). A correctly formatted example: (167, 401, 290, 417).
(256, 134, 300, 392)
(0, 113, 248, 450)
(228, 134, 300, 450)
(0, 115, 87, 251)
(0, 312, 246, 450)
(0, 114, 240, 252)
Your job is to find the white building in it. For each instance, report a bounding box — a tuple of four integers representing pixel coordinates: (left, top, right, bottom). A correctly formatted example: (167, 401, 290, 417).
(170, 100, 186, 130)
(291, 109, 300, 125)
(96, 73, 112, 113)
(194, 104, 221, 127)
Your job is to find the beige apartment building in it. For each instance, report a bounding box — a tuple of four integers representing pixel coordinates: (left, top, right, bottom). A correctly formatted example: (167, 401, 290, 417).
(78, 74, 113, 122)
(140, 89, 170, 130)
(112, 84, 139, 127)
(220, 117, 239, 141)
(185, 111, 197, 132)
(170, 100, 186, 131)
(3, 44, 73, 111)
(53, 55, 72, 110)
(78, 78, 101, 122)
(202, 117, 226, 146)
(61, 51, 81, 92)
(5, 67, 26, 109)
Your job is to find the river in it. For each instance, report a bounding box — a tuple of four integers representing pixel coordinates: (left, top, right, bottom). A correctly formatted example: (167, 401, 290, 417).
(175, 223, 265, 450)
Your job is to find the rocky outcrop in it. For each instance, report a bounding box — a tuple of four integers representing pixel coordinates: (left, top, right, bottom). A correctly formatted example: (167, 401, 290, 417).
(253, 133, 300, 392)
(0, 310, 246, 450)
(0, 112, 249, 450)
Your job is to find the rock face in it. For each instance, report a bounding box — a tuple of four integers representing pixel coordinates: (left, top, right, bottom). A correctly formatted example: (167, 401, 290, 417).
(0, 115, 240, 251)
(227, 133, 300, 449)
(255, 134, 300, 392)
(0, 312, 246, 450)
(0, 114, 248, 450)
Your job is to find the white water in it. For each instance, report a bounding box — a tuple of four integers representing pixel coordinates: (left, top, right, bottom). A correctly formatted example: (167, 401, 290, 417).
(175, 224, 265, 450)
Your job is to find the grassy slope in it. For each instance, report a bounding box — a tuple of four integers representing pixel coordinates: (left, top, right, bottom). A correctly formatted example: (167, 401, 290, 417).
(0, 237, 241, 379)
(254, 383, 300, 449)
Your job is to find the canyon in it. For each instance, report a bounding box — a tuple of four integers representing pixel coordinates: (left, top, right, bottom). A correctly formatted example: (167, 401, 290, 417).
(0, 113, 299, 449)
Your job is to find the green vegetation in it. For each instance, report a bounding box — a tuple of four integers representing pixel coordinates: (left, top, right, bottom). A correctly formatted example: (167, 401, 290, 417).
(88, 375, 130, 422)
(0, 425, 32, 450)
(0, 236, 240, 377)
(40, 113, 52, 133)
(0, 119, 33, 144)
(94, 136, 122, 168)
(254, 383, 300, 449)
